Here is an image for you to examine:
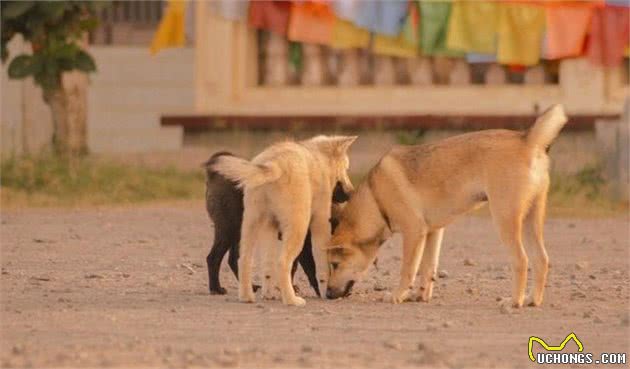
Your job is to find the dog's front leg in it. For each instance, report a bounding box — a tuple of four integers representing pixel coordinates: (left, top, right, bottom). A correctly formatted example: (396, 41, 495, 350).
(416, 228, 444, 302)
(309, 211, 332, 299)
(392, 229, 427, 304)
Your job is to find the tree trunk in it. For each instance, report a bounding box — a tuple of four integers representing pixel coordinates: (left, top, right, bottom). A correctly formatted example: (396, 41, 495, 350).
(44, 71, 88, 156)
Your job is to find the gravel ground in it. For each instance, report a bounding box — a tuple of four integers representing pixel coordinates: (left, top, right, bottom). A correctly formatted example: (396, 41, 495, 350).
(1, 202, 628, 368)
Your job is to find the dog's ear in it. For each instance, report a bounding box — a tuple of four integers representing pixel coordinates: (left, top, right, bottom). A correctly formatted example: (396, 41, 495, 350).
(326, 233, 351, 250)
(332, 135, 357, 154)
(311, 135, 358, 156)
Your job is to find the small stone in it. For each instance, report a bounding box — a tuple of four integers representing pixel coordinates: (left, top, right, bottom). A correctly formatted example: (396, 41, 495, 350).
(383, 340, 402, 350)
(437, 270, 449, 279)
(499, 301, 512, 314)
(373, 281, 387, 291)
(620, 316, 629, 326)
(11, 345, 24, 355)
(463, 258, 476, 266)
(442, 321, 453, 328)
(616, 285, 623, 292)
(593, 316, 603, 324)
(575, 262, 589, 271)
(583, 311, 592, 318)
(571, 291, 587, 299)
(589, 274, 596, 280)
(122, 273, 130, 278)
(301, 345, 313, 353)
(466, 287, 477, 295)
(568, 223, 576, 228)
(84, 274, 104, 279)
(417, 343, 427, 351)
(215, 354, 238, 367)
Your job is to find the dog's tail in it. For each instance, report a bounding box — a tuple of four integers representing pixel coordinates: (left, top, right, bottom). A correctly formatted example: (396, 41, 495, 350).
(526, 104, 568, 150)
(203, 151, 234, 177)
(210, 154, 282, 189)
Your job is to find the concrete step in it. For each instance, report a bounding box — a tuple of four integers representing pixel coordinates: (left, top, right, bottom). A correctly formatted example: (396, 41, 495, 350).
(88, 85, 193, 113)
(89, 125, 183, 153)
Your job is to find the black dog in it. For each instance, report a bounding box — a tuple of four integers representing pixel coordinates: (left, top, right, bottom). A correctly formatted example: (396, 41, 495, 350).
(204, 152, 348, 296)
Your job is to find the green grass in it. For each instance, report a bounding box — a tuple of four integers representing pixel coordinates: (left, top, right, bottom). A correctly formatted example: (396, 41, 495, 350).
(1, 155, 205, 207)
(1, 156, 625, 217)
(547, 165, 626, 217)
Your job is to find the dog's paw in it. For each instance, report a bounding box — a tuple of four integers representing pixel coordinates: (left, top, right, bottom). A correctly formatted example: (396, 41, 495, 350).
(284, 296, 306, 307)
(414, 285, 433, 302)
(239, 288, 256, 303)
(262, 286, 281, 300)
(524, 294, 542, 307)
(499, 296, 524, 308)
(209, 286, 227, 295)
(390, 289, 410, 304)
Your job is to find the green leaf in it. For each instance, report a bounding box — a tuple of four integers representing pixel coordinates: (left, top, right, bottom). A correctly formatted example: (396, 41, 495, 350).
(55, 43, 78, 60)
(79, 18, 99, 32)
(1, 1, 35, 20)
(74, 50, 96, 73)
(36, 2, 67, 22)
(288, 42, 303, 72)
(7, 54, 34, 79)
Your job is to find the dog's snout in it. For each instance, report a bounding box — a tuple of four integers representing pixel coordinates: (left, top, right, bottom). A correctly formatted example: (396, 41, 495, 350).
(326, 288, 339, 300)
(326, 280, 355, 299)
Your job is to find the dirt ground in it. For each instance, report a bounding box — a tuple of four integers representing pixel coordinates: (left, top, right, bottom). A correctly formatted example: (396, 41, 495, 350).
(1, 202, 628, 368)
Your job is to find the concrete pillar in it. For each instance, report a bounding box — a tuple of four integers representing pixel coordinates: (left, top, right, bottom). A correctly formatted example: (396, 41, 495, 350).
(301, 44, 326, 86)
(408, 57, 433, 85)
(524, 65, 545, 85)
(449, 59, 471, 85)
(560, 58, 606, 114)
(595, 99, 629, 201)
(337, 49, 361, 87)
(373, 55, 396, 86)
(265, 33, 289, 86)
(485, 64, 507, 85)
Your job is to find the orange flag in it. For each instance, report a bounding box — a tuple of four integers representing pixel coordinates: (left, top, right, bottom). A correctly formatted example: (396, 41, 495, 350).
(544, 2, 598, 59)
(287, 2, 336, 45)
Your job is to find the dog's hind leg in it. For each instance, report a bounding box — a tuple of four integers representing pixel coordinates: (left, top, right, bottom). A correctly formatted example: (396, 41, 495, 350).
(207, 230, 235, 295)
(297, 231, 321, 297)
(523, 188, 550, 307)
(260, 222, 281, 300)
(416, 228, 444, 302)
(227, 241, 261, 293)
(490, 202, 528, 308)
(277, 217, 310, 306)
(238, 205, 262, 303)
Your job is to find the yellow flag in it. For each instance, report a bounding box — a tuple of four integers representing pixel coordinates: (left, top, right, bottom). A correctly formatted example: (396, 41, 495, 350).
(446, 1, 499, 54)
(497, 3, 545, 66)
(373, 33, 417, 58)
(150, 0, 187, 55)
(331, 19, 370, 49)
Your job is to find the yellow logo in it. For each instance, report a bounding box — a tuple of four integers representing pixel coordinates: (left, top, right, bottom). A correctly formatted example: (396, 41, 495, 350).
(528, 333, 584, 362)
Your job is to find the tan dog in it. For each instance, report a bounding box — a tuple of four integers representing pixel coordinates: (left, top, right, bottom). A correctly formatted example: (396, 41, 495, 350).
(211, 135, 356, 306)
(326, 105, 568, 308)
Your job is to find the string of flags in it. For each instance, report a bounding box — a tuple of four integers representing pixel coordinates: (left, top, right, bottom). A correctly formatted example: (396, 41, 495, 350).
(151, 0, 630, 68)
